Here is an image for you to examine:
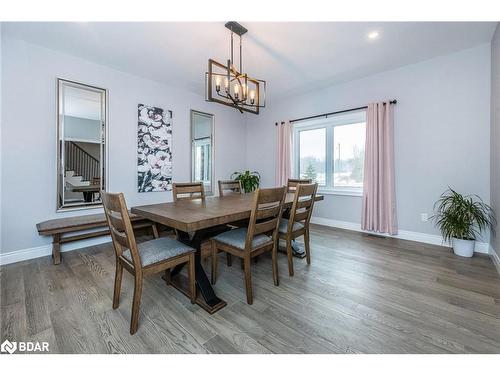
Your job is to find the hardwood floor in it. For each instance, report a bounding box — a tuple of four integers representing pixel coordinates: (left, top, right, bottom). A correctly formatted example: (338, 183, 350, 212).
(2, 224, 500, 353)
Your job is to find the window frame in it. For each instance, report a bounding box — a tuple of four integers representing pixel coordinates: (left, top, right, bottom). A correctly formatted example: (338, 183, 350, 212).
(292, 109, 366, 196)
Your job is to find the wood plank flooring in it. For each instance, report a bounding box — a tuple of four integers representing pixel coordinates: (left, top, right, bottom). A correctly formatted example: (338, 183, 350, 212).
(1, 225, 500, 353)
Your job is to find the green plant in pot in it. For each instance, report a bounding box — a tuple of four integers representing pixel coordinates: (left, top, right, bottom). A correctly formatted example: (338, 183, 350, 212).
(231, 171, 260, 193)
(431, 188, 495, 257)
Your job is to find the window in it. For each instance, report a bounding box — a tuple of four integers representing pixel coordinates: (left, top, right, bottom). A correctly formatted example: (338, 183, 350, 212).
(293, 110, 366, 195)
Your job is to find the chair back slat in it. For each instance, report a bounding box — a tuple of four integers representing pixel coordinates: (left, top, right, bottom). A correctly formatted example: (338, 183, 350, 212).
(110, 227, 130, 248)
(288, 183, 318, 232)
(107, 211, 126, 231)
(296, 199, 313, 209)
(253, 217, 280, 236)
(295, 183, 316, 196)
(173, 182, 205, 202)
(101, 191, 142, 269)
(255, 188, 286, 204)
(255, 205, 281, 220)
(294, 210, 310, 222)
(218, 180, 242, 197)
(287, 178, 312, 192)
(245, 187, 286, 251)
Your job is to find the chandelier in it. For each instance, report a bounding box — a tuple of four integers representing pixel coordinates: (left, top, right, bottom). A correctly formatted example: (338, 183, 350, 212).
(205, 22, 266, 115)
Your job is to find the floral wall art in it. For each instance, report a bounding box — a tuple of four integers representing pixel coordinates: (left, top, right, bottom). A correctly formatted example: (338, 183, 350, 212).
(137, 104, 173, 192)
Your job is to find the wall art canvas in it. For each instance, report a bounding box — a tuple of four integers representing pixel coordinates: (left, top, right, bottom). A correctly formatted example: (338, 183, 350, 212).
(137, 104, 173, 192)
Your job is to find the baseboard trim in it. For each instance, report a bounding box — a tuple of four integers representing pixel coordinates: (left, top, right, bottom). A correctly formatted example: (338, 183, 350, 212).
(490, 245, 500, 274)
(0, 236, 111, 266)
(310, 217, 490, 254)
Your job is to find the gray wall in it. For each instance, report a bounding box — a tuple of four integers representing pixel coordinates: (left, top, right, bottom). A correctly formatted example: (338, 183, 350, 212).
(246, 44, 491, 240)
(491, 25, 500, 260)
(1, 36, 247, 254)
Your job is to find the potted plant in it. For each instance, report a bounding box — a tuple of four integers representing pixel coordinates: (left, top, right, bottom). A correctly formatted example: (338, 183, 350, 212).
(231, 171, 260, 193)
(431, 188, 495, 257)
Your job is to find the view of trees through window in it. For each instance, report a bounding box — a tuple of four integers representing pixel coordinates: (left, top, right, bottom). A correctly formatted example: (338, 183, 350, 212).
(333, 122, 365, 188)
(299, 128, 326, 185)
(296, 117, 366, 190)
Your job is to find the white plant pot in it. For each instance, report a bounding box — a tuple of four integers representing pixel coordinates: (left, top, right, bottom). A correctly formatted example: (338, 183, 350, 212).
(451, 238, 475, 257)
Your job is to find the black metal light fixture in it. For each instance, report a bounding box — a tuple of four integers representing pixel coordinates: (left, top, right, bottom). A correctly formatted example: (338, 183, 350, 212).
(205, 22, 266, 115)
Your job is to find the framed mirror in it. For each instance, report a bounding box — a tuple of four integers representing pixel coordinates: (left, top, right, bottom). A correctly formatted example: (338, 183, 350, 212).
(57, 78, 108, 211)
(191, 110, 214, 194)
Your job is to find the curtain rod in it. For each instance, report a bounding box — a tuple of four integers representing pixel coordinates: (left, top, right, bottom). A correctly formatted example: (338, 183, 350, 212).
(280, 100, 397, 125)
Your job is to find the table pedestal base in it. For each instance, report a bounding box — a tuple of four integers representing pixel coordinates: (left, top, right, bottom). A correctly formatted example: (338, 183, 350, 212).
(279, 239, 306, 258)
(163, 273, 227, 314)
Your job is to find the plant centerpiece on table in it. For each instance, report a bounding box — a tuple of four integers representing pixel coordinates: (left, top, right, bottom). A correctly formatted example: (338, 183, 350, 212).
(431, 188, 495, 257)
(231, 171, 260, 193)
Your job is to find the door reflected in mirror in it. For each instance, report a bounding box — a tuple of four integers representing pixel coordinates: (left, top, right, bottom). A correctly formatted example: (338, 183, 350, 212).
(191, 110, 214, 194)
(57, 79, 107, 211)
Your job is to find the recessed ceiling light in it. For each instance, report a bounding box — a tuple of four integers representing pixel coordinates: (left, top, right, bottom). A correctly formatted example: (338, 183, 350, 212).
(368, 31, 380, 40)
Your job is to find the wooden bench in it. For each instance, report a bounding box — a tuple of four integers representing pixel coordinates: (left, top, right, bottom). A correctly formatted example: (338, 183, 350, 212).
(36, 213, 158, 265)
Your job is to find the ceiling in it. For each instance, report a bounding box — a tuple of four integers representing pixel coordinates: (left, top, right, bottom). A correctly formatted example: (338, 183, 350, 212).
(3, 22, 497, 100)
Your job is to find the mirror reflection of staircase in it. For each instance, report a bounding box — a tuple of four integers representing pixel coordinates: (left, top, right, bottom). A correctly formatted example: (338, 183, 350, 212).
(64, 141, 101, 203)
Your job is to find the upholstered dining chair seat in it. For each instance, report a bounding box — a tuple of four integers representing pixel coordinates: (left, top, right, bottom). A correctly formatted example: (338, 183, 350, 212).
(122, 237, 195, 267)
(278, 219, 304, 234)
(212, 227, 272, 250)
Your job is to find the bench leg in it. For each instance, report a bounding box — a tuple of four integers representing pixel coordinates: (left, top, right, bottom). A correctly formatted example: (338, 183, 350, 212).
(52, 234, 61, 265)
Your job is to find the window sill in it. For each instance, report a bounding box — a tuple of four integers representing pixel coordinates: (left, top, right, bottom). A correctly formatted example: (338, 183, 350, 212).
(318, 189, 363, 197)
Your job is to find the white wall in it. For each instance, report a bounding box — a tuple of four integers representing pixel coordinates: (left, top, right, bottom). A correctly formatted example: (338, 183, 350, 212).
(0, 24, 3, 254)
(490, 25, 500, 267)
(246, 44, 491, 240)
(0, 36, 247, 254)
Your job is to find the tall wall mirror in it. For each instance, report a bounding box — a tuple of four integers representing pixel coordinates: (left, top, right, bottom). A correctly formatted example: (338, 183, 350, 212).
(57, 78, 107, 211)
(191, 110, 214, 194)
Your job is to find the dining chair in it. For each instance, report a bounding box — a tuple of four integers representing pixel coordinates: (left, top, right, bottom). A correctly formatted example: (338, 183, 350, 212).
(218, 179, 248, 234)
(102, 191, 196, 335)
(218, 180, 243, 197)
(279, 183, 318, 276)
(283, 177, 313, 225)
(286, 178, 312, 192)
(172, 182, 206, 202)
(210, 186, 287, 305)
(172, 181, 231, 265)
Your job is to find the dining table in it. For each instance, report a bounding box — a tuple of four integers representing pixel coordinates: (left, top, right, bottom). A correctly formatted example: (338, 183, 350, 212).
(72, 184, 101, 202)
(131, 191, 323, 313)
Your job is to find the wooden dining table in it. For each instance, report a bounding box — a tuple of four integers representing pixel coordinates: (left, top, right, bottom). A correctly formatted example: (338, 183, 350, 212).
(72, 184, 101, 202)
(131, 191, 323, 313)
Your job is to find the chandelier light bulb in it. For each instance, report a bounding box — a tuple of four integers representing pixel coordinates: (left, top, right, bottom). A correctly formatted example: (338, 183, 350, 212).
(234, 84, 239, 99)
(249, 89, 255, 104)
(215, 76, 221, 92)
